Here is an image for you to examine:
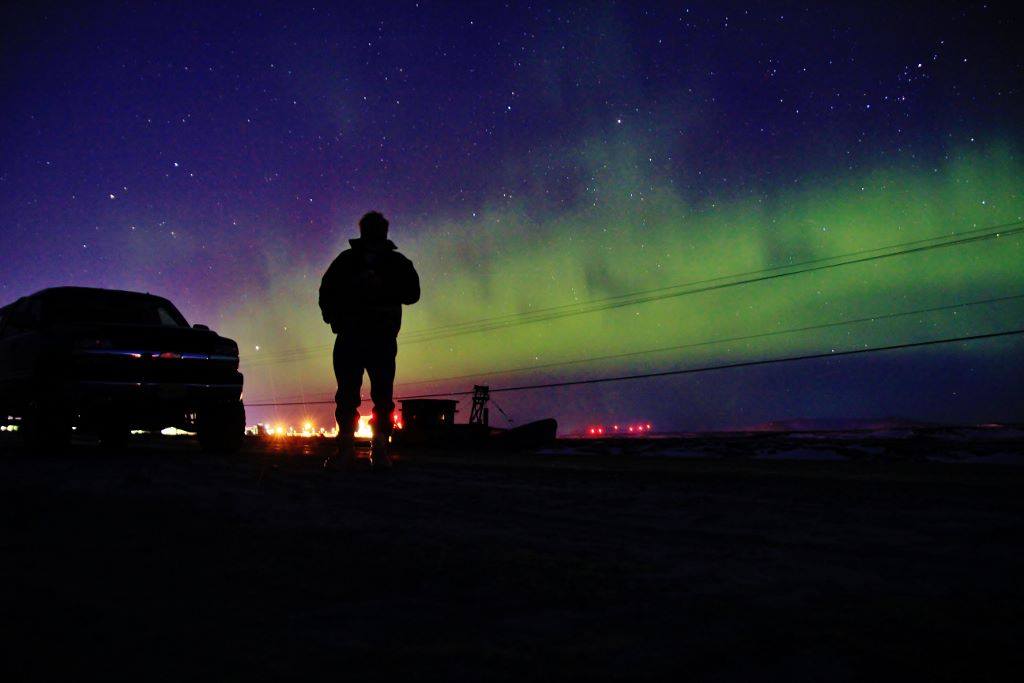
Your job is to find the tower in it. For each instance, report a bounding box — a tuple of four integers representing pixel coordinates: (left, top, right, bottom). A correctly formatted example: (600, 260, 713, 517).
(469, 385, 489, 426)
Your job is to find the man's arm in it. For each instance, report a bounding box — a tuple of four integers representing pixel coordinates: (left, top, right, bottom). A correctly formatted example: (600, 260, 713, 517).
(397, 255, 420, 305)
(318, 257, 344, 324)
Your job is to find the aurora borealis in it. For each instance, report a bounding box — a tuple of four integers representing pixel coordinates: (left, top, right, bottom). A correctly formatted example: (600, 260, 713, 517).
(3, 2, 1022, 431)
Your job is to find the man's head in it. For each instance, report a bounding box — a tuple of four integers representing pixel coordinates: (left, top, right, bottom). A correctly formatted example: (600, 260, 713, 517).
(359, 211, 389, 241)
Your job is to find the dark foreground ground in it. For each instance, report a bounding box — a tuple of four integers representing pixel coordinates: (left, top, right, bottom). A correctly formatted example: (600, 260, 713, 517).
(2, 433, 1023, 681)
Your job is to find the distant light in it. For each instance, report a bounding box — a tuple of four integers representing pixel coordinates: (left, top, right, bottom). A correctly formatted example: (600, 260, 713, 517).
(355, 415, 374, 439)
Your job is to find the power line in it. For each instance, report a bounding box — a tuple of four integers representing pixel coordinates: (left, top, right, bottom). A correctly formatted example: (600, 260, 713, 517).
(243, 327, 1024, 407)
(395, 224, 1024, 343)
(243, 219, 1024, 366)
(477, 328, 1024, 396)
(246, 292, 1024, 404)
(393, 292, 1024, 386)
(401, 219, 1024, 338)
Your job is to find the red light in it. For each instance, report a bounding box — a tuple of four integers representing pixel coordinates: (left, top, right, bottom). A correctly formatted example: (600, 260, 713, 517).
(588, 427, 595, 435)
(646, 423, 652, 430)
(628, 426, 634, 433)
(597, 427, 604, 435)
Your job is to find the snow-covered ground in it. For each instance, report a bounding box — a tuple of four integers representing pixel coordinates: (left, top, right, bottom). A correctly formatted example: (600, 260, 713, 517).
(2, 434, 1022, 680)
(556, 424, 1024, 463)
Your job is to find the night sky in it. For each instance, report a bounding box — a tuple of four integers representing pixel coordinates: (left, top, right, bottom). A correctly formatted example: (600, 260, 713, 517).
(3, 1, 1022, 432)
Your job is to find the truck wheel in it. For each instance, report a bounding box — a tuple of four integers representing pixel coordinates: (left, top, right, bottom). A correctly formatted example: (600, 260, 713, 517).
(197, 401, 245, 454)
(22, 395, 73, 452)
(97, 421, 129, 448)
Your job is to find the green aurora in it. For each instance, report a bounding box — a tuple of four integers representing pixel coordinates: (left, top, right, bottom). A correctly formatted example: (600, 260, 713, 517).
(230, 141, 1024, 431)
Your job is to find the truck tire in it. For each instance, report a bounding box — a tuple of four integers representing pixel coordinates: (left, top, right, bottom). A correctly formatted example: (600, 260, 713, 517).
(97, 421, 129, 448)
(22, 394, 73, 453)
(197, 400, 245, 454)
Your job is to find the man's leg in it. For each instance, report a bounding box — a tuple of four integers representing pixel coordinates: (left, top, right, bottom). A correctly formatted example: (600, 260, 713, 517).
(332, 335, 364, 447)
(366, 336, 397, 467)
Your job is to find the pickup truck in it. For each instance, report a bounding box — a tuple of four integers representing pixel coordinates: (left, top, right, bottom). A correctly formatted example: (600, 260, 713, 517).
(0, 287, 244, 452)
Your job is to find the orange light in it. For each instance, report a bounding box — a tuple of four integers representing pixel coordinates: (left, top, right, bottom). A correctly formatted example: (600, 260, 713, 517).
(355, 415, 374, 439)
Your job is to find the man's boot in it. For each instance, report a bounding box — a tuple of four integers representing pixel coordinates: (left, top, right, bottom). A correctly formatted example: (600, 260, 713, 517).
(324, 433, 357, 471)
(370, 433, 392, 470)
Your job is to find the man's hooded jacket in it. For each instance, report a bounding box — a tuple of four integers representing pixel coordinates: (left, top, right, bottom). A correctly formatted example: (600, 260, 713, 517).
(319, 238, 420, 338)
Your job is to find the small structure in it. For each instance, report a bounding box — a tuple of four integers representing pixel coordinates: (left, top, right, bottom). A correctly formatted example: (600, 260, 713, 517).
(397, 393, 557, 451)
(400, 399, 458, 430)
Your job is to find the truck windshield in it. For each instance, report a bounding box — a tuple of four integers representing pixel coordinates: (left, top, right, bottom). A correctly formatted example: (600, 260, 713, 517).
(44, 293, 189, 327)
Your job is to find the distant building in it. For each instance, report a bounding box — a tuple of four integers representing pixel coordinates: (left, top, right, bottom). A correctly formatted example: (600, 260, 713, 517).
(400, 399, 458, 432)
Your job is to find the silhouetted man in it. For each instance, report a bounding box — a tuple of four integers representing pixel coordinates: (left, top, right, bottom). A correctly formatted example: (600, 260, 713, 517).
(319, 211, 420, 469)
